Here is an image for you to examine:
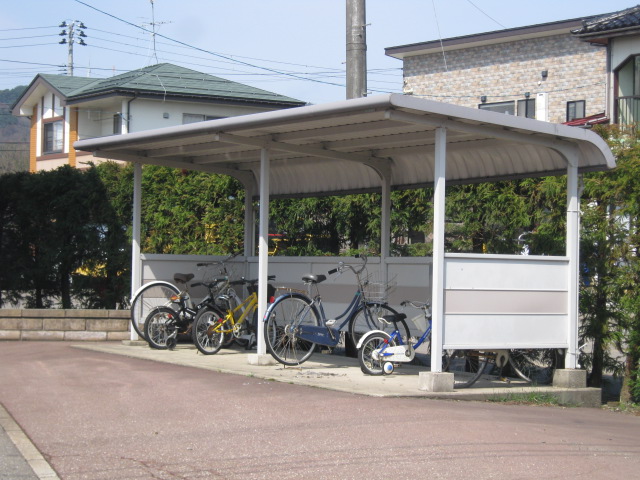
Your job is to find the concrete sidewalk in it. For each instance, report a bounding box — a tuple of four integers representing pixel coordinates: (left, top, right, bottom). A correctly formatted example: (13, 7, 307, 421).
(77, 341, 602, 406)
(0, 404, 59, 480)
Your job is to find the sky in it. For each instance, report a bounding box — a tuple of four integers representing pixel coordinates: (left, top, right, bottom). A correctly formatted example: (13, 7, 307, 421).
(0, 0, 636, 105)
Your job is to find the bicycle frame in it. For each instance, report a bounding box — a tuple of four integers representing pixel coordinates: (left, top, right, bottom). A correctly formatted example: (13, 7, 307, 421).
(220, 291, 258, 335)
(358, 304, 432, 363)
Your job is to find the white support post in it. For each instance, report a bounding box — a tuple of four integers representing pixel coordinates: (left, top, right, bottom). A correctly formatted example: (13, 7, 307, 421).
(130, 162, 142, 340)
(380, 174, 391, 282)
(566, 160, 580, 369)
(430, 127, 447, 373)
(244, 183, 255, 257)
(255, 148, 271, 358)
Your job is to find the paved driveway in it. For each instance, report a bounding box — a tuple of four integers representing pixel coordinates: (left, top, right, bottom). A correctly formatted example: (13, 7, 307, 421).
(1, 342, 639, 480)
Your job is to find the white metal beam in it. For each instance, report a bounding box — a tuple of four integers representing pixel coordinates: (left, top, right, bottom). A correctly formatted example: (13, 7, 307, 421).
(431, 127, 447, 372)
(566, 158, 580, 369)
(130, 162, 142, 341)
(256, 148, 270, 356)
(214, 133, 391, 179)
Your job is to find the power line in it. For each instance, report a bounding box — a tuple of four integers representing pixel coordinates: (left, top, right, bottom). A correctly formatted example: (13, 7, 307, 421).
(73, 0, 348, 89)
(465, 0, 507, 29)
(0, 26, 57, 32)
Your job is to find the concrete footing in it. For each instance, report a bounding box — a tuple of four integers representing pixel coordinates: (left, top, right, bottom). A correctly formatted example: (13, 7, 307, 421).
(553, 369, 587, 388)
(247, 353, 277, 366)
(418, 371, 454, 392)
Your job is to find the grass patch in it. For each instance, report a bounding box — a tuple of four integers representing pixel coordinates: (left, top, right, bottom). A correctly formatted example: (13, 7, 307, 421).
(603, 402, 640, 415)
(487, 391, 561, 406)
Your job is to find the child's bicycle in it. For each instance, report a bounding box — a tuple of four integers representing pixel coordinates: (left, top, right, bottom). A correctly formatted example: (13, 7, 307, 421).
(358, 300, 561, 388)
(143, 275, 229, 350)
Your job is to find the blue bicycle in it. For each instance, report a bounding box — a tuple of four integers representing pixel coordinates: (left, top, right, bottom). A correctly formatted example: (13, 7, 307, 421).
(358, 300, 560, 388)
(263, 255, 408, 366)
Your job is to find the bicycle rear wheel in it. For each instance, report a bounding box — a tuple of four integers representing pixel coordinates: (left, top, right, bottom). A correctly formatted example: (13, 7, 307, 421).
(263, 293, 320, 366)
(348, 303, 404, 352)
(130, 282, 180, 340)
(444, 350, 491, 388)
(192, 306, 227, 355)
(358, 332, 395, 375)
(508, 349, 560, 385)
(144, 307, 179, 350)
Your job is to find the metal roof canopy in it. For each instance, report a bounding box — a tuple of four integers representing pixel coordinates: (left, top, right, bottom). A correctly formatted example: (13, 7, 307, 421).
(74, 93, 615, 197)
(75, 94, 615, 381)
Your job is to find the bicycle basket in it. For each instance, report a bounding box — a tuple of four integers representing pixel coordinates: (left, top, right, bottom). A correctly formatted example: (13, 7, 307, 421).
(362, 273, 396, 303)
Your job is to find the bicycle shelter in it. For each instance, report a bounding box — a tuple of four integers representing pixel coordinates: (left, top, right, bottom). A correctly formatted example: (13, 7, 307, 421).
(75, 94, 615, 391)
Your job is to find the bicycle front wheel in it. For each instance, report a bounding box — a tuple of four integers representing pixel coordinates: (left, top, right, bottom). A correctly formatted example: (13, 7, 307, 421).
(508, 349, 560, 385)
(144, 307, 179, 350)
(358, 332, 395, 375)
(264, 293, 320, 366)
(192, 306, 227, 355)
(130, 282, 180, 340)
(348, 303, 404, 352)
(444, 350, 491, 388)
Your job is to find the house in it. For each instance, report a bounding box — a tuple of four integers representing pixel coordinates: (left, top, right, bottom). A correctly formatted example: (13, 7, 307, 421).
(11, 63, 306, 172)
(385, 5, 640, 127)
(572, 5, 640, 125)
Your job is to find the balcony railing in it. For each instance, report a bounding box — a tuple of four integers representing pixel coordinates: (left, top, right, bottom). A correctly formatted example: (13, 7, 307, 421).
(616, 96, 640, 125)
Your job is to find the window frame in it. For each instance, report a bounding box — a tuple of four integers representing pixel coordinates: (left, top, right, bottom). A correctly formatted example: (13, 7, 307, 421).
(478, 101, 515, 115)
(517, 98, 536, 119)
(42, 118, 64, 155)
(566, 100, 586, 122)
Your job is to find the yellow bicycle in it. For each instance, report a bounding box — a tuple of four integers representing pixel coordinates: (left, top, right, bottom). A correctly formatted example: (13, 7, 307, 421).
(192, 276, 275, 355)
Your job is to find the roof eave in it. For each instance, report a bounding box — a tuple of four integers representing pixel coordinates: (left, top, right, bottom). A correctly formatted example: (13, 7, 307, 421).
(11, 75, 68, 116)
(386, 18, 586, 59)
(64, 88, 306, 108)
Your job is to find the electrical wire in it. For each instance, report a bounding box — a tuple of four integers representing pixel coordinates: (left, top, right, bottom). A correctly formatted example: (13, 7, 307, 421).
(73, 0, 348, 89)
(465, 0, 507, 29)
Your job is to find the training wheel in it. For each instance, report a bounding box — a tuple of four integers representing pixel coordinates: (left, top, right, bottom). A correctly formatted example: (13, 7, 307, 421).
(383, 362, 394, 375)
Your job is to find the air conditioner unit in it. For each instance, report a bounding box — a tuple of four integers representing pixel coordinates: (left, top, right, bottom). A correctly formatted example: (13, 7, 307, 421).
(535, 93, 548, 122)
(87, 110, 102, 121)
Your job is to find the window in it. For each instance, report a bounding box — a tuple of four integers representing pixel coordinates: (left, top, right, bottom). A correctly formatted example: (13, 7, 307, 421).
(517, 99, 535, 119)
(113, 114, 122, 135)
(182, 113, 222, 124)
(566, 101, 586, 122)
(43, 120, 63, 154)
(478, 101, 514, 115)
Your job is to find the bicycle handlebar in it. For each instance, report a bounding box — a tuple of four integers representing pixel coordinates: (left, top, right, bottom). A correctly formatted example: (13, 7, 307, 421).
(401, 299, 431, 310)
(230, 275, 276, 286)
(196, 252, 241, 267)
(328, 254, 368, 277)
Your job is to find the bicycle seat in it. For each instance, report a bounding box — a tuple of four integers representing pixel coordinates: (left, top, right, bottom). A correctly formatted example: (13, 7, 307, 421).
(302, 274, 326, 284)
(174, 273, 195, 284)
(381, 313, 407, 324)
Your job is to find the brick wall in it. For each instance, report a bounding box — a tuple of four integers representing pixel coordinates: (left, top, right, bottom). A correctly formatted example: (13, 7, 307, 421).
(0, 310, 129, 341)
(402, 33, 606, 124)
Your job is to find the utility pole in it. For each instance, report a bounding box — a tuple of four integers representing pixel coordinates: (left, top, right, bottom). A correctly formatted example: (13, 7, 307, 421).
(346, 0, 367, 99)
(59, 20, 87, 76)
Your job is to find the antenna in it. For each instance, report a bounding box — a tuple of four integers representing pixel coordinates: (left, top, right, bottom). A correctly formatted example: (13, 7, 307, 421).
(143, 0, 171, 64)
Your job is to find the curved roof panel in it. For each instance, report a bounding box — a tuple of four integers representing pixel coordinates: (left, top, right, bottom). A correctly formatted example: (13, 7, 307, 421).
(75, 94, 616, 197)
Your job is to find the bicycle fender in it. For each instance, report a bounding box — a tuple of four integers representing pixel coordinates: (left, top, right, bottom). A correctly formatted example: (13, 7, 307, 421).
(262, 292, 312, 322)
(356, 330, 390, 349)
(131, 281, 178, 301)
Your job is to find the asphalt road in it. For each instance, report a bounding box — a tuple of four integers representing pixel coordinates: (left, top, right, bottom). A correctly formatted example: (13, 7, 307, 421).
(1, 342, 639, 480)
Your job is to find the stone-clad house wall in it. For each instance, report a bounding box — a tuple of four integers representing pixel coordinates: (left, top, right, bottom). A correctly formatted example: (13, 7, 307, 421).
(402, 34, 606, 124)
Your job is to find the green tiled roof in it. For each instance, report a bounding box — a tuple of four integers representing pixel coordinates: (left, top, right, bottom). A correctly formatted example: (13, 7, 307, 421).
(39, 64, 305, 107)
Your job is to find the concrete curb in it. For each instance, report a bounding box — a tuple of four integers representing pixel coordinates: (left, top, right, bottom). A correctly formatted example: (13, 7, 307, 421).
(0, 404, 60, 480)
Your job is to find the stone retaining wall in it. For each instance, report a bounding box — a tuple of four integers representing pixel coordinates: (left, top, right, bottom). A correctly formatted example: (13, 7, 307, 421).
(0, 309, 129, 341)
